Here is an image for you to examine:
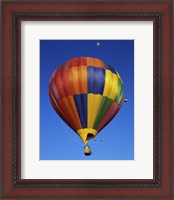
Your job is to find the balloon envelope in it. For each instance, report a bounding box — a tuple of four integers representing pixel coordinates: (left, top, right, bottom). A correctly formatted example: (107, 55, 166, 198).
(48, 57, 124, 144)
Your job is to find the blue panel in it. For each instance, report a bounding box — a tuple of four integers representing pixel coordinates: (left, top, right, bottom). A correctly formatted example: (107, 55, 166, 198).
(74, 94, 87, 128)
(105, 64, 116, 74)
(87, 66, 105, 94)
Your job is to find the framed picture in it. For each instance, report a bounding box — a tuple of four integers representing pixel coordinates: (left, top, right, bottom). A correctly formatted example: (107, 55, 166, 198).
(1, 1, 173, 199)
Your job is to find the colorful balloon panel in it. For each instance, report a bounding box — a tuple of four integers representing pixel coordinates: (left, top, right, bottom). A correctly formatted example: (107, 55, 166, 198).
(49, 57, 124, 144)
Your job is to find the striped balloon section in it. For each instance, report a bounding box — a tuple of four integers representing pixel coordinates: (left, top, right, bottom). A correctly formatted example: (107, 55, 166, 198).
(49, 57, 124, 144)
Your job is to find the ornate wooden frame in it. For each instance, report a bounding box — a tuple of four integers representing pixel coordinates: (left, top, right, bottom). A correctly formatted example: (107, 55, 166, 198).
(1, 1, 173, 199)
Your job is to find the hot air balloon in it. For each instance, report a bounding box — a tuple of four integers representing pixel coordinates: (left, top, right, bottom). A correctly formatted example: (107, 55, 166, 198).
(48, 57, 124, 155)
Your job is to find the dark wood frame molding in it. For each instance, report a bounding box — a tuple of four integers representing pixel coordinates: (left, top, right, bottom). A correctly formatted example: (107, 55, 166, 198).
(1, 1, 173, 199)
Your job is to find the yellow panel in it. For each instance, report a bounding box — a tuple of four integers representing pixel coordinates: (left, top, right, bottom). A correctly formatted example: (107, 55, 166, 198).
(88, 94, 102, 128)
(77, 128, 98, 144)
(103, 70, 119, 100)
(110, 73, 118, 100)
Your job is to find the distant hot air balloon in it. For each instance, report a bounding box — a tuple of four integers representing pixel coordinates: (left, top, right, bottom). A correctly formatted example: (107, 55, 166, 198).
(48, 57, 124, 155)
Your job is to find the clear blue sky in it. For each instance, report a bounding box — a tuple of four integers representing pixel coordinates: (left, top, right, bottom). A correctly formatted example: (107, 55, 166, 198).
(40, 40, 134, 160)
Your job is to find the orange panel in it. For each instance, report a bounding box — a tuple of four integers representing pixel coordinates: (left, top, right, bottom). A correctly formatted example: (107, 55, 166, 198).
(87, 57, 105, 68)
(61, 96, 82, 130)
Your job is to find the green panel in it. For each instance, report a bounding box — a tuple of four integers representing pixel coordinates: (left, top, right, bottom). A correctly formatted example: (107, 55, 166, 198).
(93, 96, 113, 129)
(114, 78, 124, 104)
